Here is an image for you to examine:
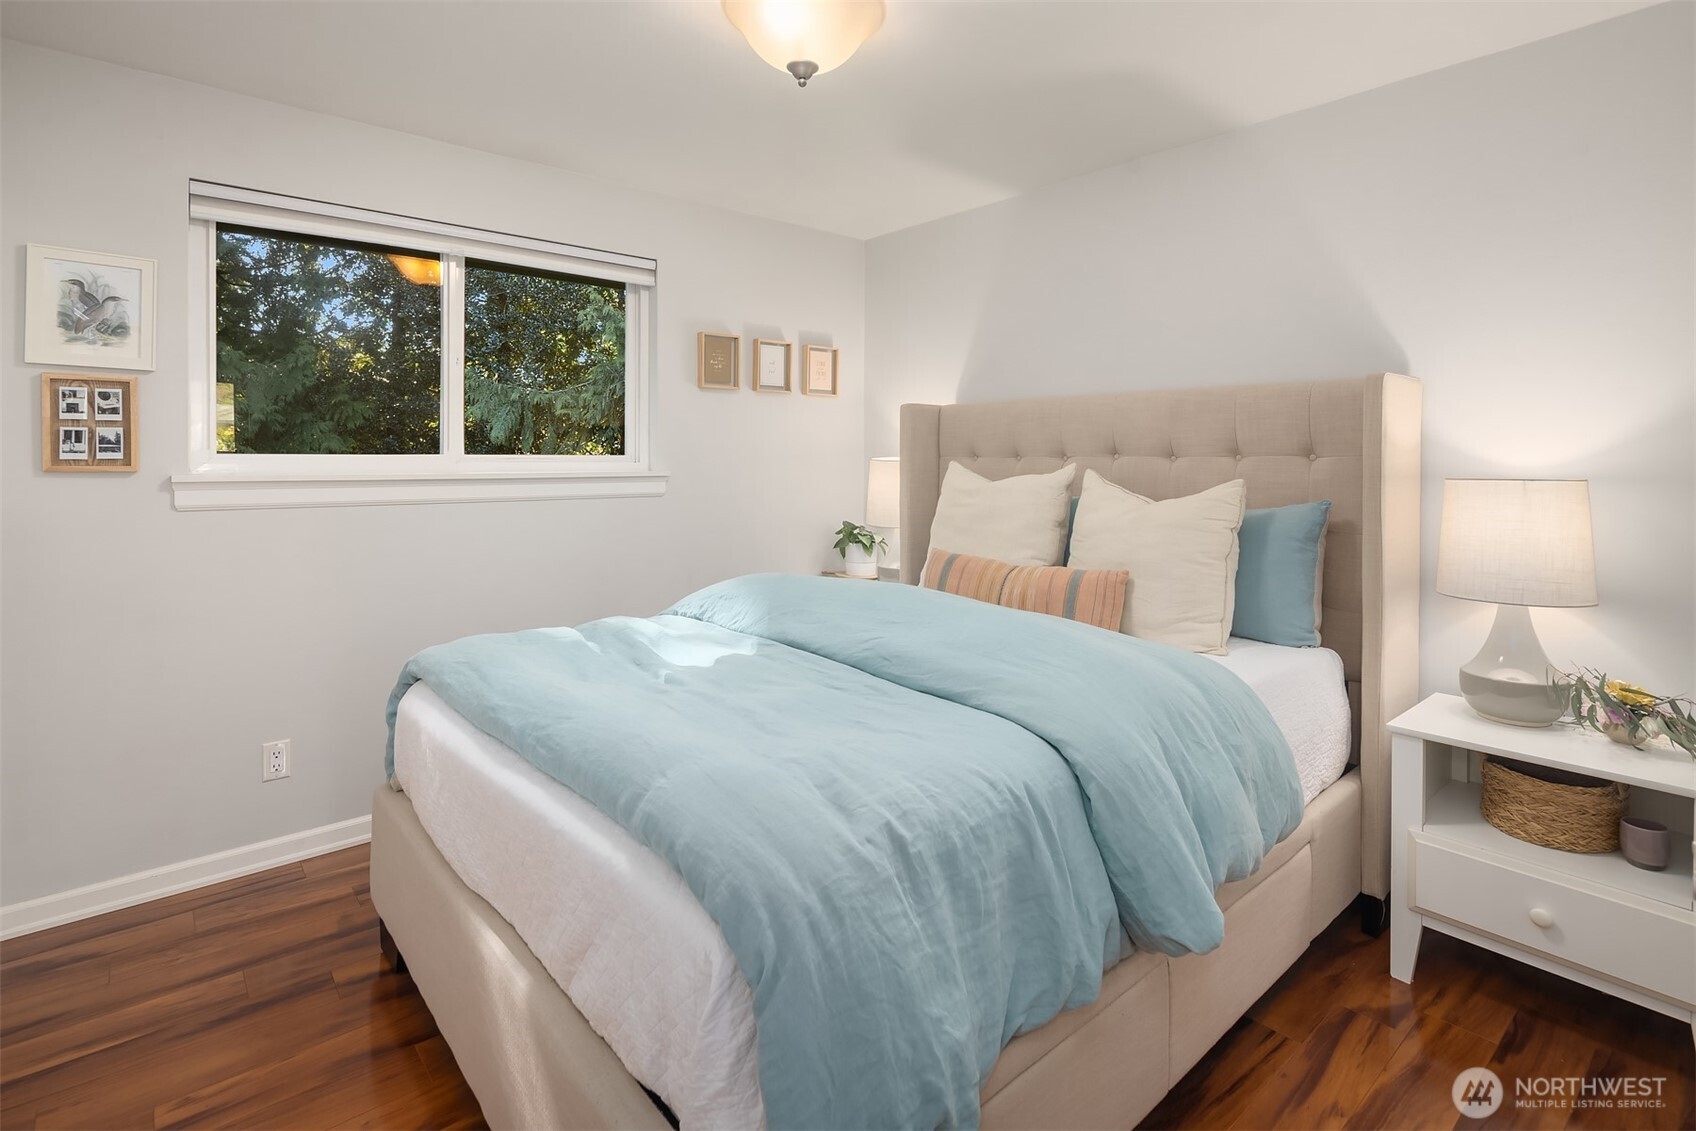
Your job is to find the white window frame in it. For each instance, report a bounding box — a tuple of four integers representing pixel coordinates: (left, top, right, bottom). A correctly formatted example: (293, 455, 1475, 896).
(172, 182, 665, 511)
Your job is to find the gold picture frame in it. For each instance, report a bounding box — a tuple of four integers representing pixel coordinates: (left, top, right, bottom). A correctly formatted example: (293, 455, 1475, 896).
(697, 332, 739, 390)
(42, 372, 137, 473)
(753, 338, 793, 393)
(802, 344, 839, 397)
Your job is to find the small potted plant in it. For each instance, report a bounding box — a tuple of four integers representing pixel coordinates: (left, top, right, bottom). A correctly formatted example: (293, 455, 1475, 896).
(832, 520, 887, 579)
(1562, 668, 1696, 756)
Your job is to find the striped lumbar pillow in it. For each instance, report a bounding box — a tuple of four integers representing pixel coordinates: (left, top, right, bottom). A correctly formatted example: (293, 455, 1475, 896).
(922, 547, 1015, 604)
(922, 548, 1128, 632)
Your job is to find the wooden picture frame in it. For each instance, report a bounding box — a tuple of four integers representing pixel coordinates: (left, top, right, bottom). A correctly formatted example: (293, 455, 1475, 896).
(25, 245, 157, 371)
(803, 344, 840, 397)
(697, 332, 739, 390)
(753, 338, 793, 393)
(42, 372, 136, 473)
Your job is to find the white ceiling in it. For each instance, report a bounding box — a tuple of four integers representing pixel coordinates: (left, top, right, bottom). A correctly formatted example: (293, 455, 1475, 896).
(0, 0, 1650, 239)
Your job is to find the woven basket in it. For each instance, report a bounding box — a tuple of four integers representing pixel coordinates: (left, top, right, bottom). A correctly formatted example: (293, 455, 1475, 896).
(1480, 757, 1628, 853)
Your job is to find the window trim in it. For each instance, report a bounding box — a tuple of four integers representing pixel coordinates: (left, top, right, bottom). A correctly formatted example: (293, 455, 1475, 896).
(173, 183, 664, 511)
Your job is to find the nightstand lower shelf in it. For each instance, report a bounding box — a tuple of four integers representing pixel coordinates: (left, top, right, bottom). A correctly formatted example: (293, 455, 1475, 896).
(1423, 780, 1693, 908)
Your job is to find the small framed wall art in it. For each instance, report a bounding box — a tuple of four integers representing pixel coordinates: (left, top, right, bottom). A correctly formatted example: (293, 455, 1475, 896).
(803, 344, 840, 397)
(25, 244, 157, 371)
(698, 332, 740, 390)
(42, 372, 137, 473)
(753, 338, 793, 393)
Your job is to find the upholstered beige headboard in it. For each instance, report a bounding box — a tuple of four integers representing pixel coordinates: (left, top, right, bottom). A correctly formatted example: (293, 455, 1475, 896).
(899, 374, 1421, 899)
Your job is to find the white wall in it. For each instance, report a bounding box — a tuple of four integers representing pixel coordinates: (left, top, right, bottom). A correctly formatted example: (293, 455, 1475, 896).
(1, 42, 866, 905)
(6, 5, 1692, 911)
(866, 5, 1695, 701)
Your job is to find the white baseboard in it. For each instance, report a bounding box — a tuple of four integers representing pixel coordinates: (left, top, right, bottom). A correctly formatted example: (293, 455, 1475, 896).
(0, 815, 372, 941)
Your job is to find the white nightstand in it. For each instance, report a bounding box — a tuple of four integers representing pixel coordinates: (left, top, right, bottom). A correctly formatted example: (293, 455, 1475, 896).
(1388, 693, 1696, 1037)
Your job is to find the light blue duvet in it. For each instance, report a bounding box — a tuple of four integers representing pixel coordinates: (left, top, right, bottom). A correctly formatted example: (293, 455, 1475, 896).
(386, 574, 1301, 1129)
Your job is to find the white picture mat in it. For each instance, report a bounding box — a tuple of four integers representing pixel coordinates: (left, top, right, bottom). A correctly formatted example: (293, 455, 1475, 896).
(24, 244, 157, 371)
(755, 341, 790, 389)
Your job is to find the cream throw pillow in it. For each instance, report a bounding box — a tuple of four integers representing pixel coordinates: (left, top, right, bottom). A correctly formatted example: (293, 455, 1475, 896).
(927, 462, 1074, 566)
(1067, 471, 1247, 654)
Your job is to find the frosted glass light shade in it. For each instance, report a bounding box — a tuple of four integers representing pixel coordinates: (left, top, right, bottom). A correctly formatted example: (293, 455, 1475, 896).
(722, 0, 885, 85)
(1437, 479, 1597, 608)
(386, 254, 442, 286)
(866, 456, 900, 528)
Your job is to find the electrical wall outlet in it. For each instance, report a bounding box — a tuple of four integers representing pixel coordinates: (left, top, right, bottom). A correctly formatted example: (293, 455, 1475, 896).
(262, 739, 290, 782)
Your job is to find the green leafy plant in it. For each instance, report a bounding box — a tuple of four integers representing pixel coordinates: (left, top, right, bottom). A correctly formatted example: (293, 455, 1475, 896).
(832, 520, 886, 559)
(1562, 668, 1696, 757)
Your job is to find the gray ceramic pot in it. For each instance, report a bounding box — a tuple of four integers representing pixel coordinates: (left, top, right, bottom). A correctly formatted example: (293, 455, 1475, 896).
(1619, 817, 1670, 871)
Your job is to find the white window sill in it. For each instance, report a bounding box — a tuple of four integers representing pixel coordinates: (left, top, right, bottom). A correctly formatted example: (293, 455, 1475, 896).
(170, 469, 669, 511)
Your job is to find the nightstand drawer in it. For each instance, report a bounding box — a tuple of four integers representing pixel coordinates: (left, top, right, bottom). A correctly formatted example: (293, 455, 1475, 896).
(1412, 834, 1696, 1006)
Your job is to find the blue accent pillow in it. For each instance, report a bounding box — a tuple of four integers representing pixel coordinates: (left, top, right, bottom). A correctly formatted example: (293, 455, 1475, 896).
(1232, 501, 1332, 647)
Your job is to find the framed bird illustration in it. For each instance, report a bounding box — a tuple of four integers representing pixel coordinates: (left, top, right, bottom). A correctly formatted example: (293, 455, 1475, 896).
(25, 244, 157, 371)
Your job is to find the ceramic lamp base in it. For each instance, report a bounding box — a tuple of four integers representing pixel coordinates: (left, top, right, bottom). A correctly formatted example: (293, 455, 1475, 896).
(1458, 604, 1565, 728)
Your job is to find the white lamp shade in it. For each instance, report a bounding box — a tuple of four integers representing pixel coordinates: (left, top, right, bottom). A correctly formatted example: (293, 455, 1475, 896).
(1437, 479, 1597, 608)
(722, 0, 885, 79)
(866, 456, 900, 528)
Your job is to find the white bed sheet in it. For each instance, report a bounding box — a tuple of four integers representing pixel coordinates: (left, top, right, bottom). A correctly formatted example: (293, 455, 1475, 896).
(390, 638, 1350, 1130)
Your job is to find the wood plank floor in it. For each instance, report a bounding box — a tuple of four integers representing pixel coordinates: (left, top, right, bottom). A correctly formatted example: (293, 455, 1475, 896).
(1, 846, 482, 1131)
(1143, 913, 1695, 1131)
(4, 845, 1692, 1129)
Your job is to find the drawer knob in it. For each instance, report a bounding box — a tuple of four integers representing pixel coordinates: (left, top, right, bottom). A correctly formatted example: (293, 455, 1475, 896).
(1528, 907, 1555, 928)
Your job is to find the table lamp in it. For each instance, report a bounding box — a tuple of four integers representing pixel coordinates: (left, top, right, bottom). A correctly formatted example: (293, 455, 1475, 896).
(866, 456, 900, 529)
(866, 456, 900, 571)
(1436, 479, 1597, 727)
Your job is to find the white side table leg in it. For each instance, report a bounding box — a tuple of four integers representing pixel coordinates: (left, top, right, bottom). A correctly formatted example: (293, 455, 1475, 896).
(1390, 908, 1422, 982)
(1388, 733, 1430, 983)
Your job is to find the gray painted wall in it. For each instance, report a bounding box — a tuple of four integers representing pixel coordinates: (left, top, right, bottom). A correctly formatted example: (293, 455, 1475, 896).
(1, 41, 867, 904)
(865, 5, 1695, 702)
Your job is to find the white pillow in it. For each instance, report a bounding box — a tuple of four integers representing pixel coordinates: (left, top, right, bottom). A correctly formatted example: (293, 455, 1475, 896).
(928, 463, 1074, 566)
(1067, 471, 1247, 654)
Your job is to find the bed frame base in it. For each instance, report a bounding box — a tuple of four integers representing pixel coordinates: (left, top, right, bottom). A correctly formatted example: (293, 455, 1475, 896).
(373, 769, 1364, 1130)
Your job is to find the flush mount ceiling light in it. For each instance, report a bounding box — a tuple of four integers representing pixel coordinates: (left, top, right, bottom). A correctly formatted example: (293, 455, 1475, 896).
(722, 0, 885, 87)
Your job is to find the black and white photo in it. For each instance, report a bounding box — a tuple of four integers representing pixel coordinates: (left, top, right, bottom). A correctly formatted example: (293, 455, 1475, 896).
(58, 426, 88, 459)
(94, 387, 124, 419)
(95, 427, 125, 460)
(58, 385, 88, 419)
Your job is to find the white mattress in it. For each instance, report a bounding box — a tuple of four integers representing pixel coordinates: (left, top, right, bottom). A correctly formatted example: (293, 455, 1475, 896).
(391, 637, 1350, 1130)
(1205, 637, 1352, 806)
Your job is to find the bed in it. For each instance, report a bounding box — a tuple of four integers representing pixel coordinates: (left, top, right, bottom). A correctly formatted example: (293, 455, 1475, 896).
(371, 373, 1422, 1129)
